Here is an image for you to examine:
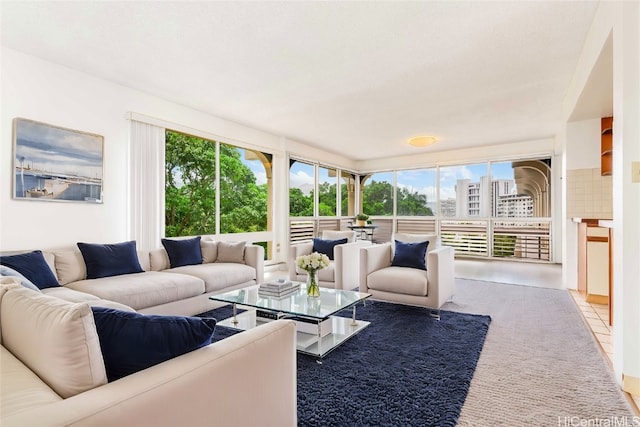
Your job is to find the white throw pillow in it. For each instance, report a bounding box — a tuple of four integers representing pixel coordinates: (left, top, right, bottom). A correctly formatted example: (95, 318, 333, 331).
(217, 241, 246, 263)
(201, 240, 218, 263)
(0, 286, 107, 398)
(52, 250, 86, 285)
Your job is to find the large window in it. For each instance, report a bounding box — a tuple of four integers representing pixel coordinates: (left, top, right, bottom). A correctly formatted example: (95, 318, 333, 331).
(362, 172, 394, 216)
(289, 160, 314, 217)
(396, 168, 437, 216)
(288, 159, 357, 218)
(439, 163, 489, 217)
(318, 166, 337, 217)
(165, 130, 270, 237)
(219, 144, 269, 233)
(490, 159, 550, 217)
(165, 131, 217, 236)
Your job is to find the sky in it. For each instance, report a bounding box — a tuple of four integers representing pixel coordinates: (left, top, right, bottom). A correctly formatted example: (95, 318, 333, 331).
(14, 119, 103, 179)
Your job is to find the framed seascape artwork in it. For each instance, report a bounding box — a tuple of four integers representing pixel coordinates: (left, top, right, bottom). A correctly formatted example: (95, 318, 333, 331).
(12, 118, 104, 203)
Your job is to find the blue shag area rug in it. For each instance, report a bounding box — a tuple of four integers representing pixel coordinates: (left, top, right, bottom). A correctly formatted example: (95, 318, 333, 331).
(198, 301, 491, 427)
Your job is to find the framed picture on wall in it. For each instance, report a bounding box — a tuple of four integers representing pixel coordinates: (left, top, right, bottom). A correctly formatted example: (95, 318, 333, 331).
(12, 118, 104, 203)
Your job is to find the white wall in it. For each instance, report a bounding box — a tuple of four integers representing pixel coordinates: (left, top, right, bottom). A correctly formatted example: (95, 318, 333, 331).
(0, 47, 354, 252)
(562, 1, 640, 390)
(565, 118, 602, 170)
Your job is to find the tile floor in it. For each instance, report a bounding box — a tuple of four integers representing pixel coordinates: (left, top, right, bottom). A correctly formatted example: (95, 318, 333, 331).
(568, 290, 640, 412)
(569, 291, 613, 362)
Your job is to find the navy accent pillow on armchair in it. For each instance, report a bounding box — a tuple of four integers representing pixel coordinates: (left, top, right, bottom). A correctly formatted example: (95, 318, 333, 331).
(161, 236, 203, 268)
(312, 238, 348, 261)
(0, 250, 60, 289)
(91, 307, 217, 382)
(77, 241, 144, 279)
(391, 240, 429, 270)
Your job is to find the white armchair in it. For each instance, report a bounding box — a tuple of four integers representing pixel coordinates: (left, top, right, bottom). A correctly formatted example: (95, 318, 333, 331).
(289, 230, 372, 290)
(359, 233, 454, 311)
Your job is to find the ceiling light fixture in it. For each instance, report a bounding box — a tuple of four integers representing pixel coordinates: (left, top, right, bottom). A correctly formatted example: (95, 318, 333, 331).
(408, 136, 438, 147)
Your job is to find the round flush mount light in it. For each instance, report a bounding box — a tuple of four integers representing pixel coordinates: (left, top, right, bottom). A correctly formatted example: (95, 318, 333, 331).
(408, 136, 438, 147)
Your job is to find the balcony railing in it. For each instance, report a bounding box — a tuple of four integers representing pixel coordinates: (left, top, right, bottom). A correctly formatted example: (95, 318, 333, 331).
(289, 216, 552, 261)
(440, 220, 489, 256)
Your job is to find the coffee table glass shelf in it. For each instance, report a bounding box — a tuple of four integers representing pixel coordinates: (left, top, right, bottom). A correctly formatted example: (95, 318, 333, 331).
(209, 283, 371, 358)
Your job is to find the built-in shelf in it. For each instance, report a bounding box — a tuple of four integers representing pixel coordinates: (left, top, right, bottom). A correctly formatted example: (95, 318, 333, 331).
(601, 116, 613, 176)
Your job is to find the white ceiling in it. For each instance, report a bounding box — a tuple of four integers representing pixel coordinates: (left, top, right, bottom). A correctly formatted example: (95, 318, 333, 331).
(1, 1, 599, 161)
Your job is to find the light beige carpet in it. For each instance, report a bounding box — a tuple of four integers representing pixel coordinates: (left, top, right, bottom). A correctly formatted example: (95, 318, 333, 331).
(445, 278, 637, 427)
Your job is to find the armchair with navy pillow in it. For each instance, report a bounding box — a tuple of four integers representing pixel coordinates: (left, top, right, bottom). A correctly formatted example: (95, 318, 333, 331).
(358, 233, 454, 314)
(288, 230, 372, 290)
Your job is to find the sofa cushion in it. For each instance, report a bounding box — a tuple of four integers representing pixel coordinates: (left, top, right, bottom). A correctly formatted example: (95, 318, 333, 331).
(0, 347, 62, 418)
(91, 307, 216, 381)
(317, 262, 336, 282)
(0, 286, 107, 398)
(42, 287, 136, 312)
(367, 266, 428, 296)
(313, 238, 348, 261)
(294, 261, 335, 283)
(0, 266, 41, 292)
(217, 241, 245, 263)
(77, 241, 144, 279)
(163, 263, 255, 293)
(161, 236, 203, 268)
(64, 271, 205, 310)
(391, 240, 428, 270)
(0, 251, 60, 290)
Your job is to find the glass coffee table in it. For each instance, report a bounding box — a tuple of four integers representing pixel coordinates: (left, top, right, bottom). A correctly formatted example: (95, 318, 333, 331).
(209, 283, 371, 358)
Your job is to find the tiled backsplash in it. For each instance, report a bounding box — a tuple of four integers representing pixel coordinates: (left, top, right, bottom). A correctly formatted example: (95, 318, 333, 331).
(566, 168, 612, 219)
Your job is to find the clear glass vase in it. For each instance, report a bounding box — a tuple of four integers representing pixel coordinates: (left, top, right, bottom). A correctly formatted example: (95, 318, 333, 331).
(306, 270, 320, 297)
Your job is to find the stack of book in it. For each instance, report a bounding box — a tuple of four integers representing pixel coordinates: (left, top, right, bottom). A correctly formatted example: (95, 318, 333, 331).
(258, 280, 298, 298)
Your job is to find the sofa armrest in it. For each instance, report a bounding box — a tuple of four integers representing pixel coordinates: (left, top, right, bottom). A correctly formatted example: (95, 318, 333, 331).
(334, 241, 372, 290)
(2, 320, 297, 427)
(358, 243, 392, 293)
(426, 245, 455, 308)
(288, 242, 313, 281)
(244, 244, 264, 284)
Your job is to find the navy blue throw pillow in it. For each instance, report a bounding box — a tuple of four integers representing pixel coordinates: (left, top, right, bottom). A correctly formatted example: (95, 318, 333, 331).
(0, 250, 59, 289)
(77, 241, 144, 279)
(391, 240, 429, 270)
(161, 236, 203, 268)
(91, 307, 217, 382)
(312, 238, 348, 261)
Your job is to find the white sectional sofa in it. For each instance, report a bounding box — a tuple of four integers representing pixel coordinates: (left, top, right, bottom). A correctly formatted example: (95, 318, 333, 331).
(0, 238, 298, 426)
(42, 238, 264, 316)
(0, 281, 297, 427)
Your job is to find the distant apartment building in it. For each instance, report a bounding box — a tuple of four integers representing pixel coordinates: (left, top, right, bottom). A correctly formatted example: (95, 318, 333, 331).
(497, 194, 534, 217)
(455, 177, 533, 217)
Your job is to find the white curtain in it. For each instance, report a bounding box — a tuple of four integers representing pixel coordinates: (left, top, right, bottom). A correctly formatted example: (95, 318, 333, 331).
(129, 120, 165, 252)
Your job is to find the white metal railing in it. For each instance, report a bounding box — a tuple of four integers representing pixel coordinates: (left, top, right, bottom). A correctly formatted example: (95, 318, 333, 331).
(440, 219, 489, 257)
(492, 219, 551, 261)
(289, 216, 552, 261)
